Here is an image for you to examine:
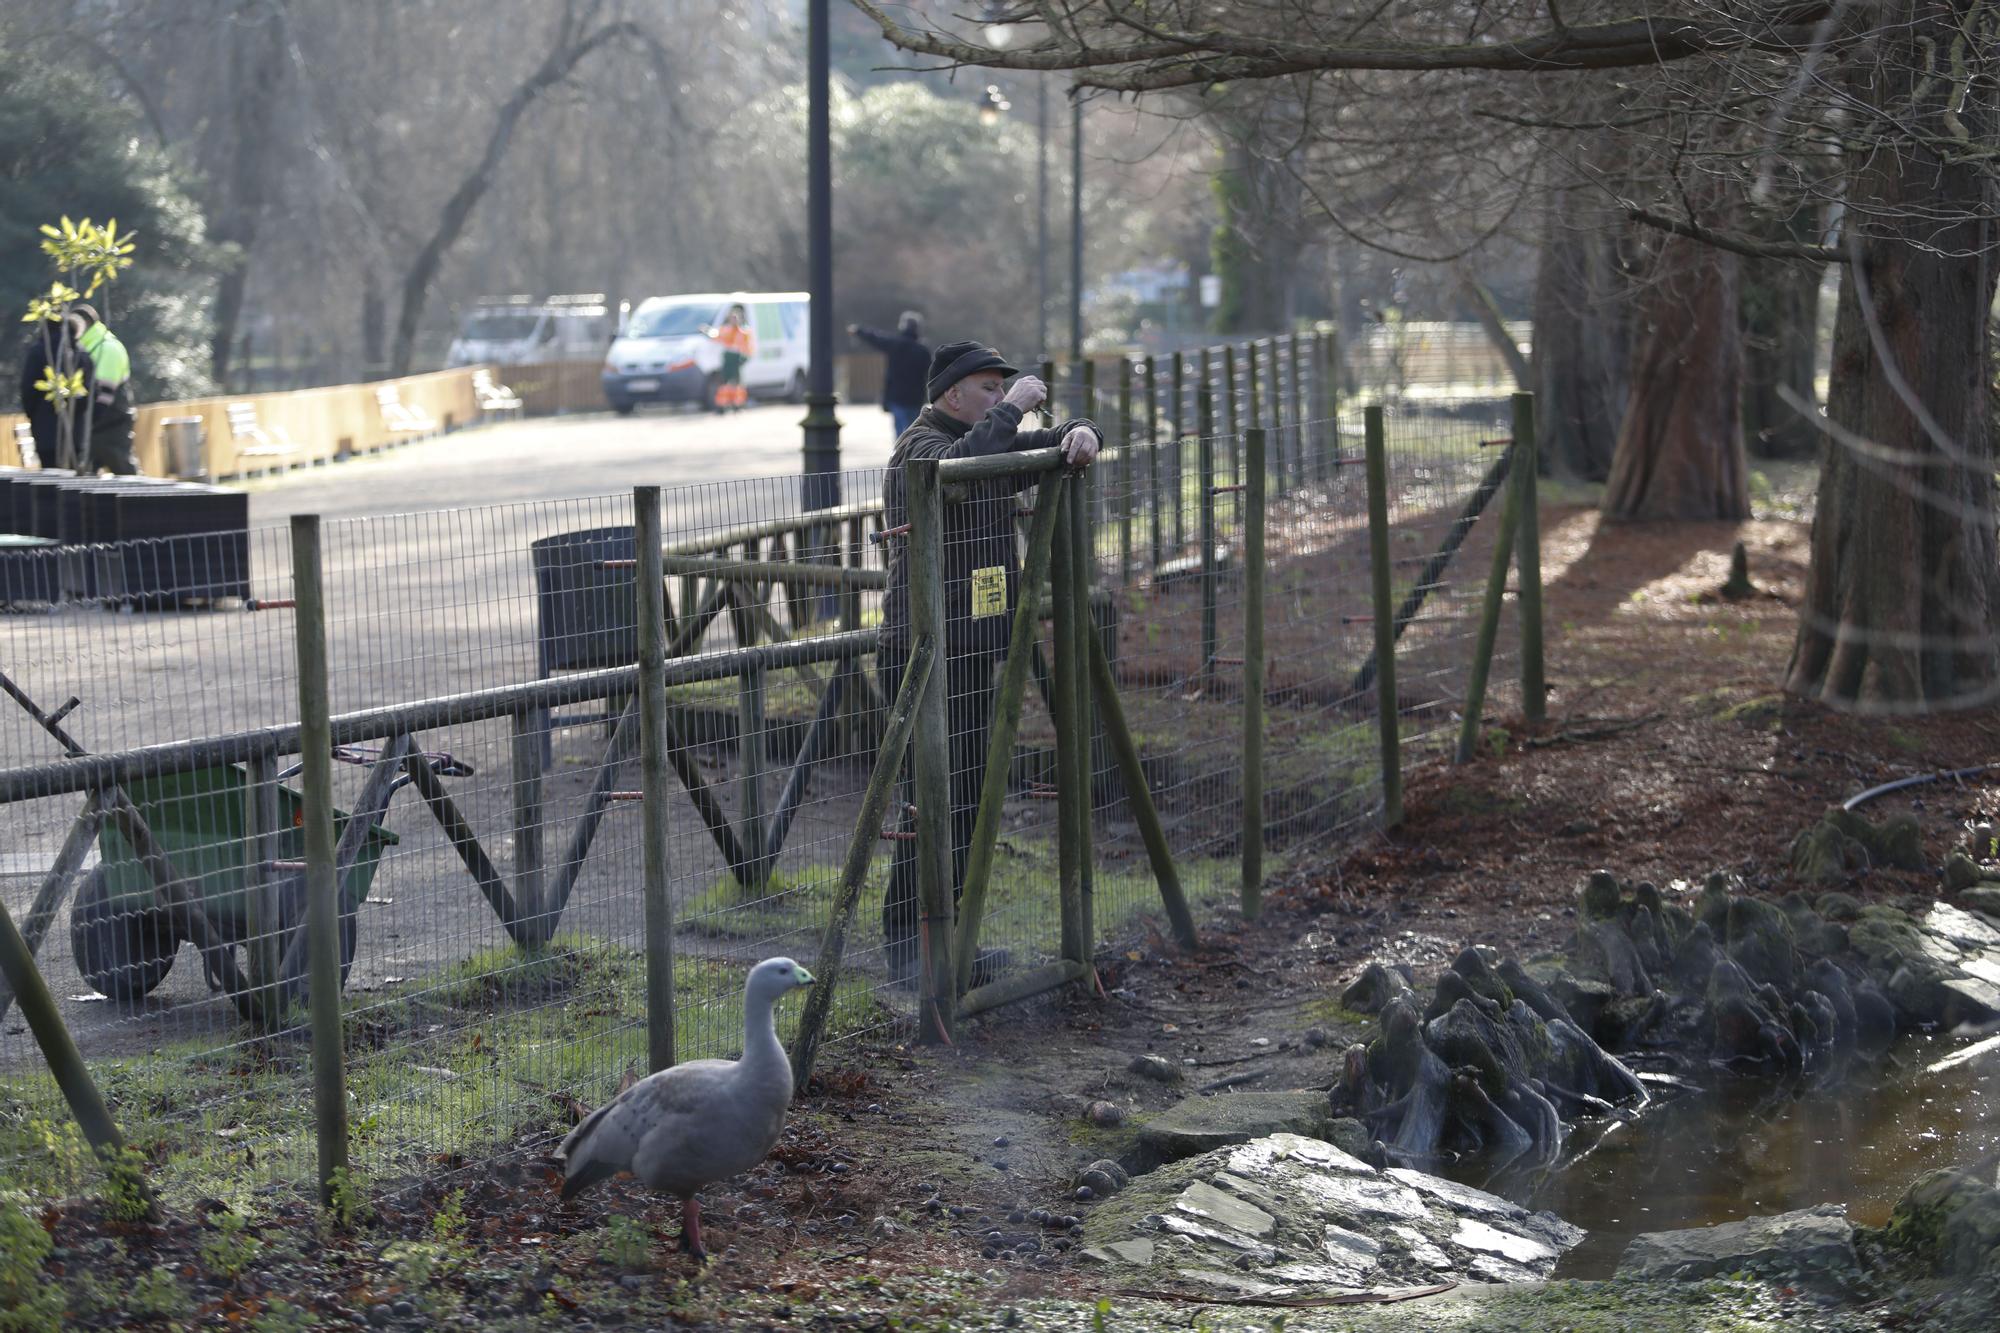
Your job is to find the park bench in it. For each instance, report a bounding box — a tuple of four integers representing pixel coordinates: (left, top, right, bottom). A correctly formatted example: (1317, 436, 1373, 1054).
(375, 383, 439, 438)
(225, 401, 300, 471)
(472, 367, 524, 419)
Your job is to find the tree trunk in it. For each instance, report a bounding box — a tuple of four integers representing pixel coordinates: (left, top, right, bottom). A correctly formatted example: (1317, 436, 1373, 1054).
(1740, 212, 1824, 460)
(387, 14, 639, 376)
(1460, 273, 1529, 390)
(1601, 230, 1747, 520)
(1211, 137, 1301, 334)
(206, 8, 288, 389)
(1784, 1, 2000, 708)
(1532, 155, 1631, 481)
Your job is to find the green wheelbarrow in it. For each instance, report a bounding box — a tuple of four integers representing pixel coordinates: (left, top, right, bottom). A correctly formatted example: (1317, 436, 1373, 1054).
(68, 748, 463, 1004)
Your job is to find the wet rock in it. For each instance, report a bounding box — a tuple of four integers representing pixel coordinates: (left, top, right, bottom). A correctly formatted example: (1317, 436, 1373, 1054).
(1079, 1132, 1581, 1290)
(1963, 886, 2000, 919)
(1128, 1054, 1182, 1084)
(1301, 1026, 1331, 1049)
(1080, 1152, 1128, 1184)
(1137, 1091, 1331, 1163)
(1084, 1100, 1125, 1127)
(1881, 1165, 2000, 1276)
(1323, 1116, 1373, 1162)
(1078, 1238, 1155, 1266)
(1545, 970, 1617, 1038)
(1341, 962, 1415, 1015)
(1617, 1204, 1858, 1283)
(1079, 1168, 1119, 1197)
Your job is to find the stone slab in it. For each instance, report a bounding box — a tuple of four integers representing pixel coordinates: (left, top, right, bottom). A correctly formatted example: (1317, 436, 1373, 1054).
(1617, 1204, 1857, 1281)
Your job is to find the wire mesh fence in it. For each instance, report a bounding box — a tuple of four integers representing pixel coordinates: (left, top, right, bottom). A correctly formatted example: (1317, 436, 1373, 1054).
(0, 348, 1534, 1211)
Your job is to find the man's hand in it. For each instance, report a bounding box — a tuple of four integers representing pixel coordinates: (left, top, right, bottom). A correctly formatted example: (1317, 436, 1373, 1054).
(1060, 424, 1101, 468)
(1002, 375, 1047, 413)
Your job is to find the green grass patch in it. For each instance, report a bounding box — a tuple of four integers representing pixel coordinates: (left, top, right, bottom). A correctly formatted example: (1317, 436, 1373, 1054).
(0, 936, 886, 1211)
(1717, 693, 1785, 729)
(679, 865, 852, 943)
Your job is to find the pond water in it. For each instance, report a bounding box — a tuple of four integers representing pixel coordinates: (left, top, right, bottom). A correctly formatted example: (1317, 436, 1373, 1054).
(1455, 1028, 2000, 1279)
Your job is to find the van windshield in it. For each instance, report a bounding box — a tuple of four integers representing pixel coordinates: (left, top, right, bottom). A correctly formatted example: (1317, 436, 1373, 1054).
(461, 313, 541, 341)
(626, 304, 717, 339)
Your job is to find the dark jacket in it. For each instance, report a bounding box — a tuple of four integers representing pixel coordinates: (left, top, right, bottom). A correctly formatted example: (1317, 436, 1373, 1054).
(880, 402, 1096, 658)
(17, 329, 95, 460)
(852, 325, 930, 408)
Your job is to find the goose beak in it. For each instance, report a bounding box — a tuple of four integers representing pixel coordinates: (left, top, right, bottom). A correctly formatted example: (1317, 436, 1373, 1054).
(794, 967, 816, 988)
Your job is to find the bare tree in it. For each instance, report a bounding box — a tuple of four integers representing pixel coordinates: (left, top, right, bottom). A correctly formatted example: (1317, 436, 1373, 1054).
(854, 0, 1999, 710)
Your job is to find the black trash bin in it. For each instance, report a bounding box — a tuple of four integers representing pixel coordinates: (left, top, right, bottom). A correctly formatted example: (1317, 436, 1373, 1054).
(532, 525, 639, 673)
(529, 525, 639, 760)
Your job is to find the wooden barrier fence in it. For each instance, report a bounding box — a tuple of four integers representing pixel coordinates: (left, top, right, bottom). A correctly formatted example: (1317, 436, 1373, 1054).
(2, 366, 484, 480)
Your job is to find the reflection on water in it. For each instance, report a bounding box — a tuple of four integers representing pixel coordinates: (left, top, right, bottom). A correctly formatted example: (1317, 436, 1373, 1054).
(1451, 1029, 2000, 1279)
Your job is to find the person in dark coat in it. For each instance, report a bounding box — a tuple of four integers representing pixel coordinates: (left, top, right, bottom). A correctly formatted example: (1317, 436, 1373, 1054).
(847, 311, 930, 436)
(16, 313, 94, 469)
(876, 339, 1101, 986)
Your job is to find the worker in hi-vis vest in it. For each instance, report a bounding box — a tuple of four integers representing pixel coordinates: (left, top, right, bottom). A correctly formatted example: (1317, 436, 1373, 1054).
(702, 303, 754, 411)
(74, 302, 136, 475)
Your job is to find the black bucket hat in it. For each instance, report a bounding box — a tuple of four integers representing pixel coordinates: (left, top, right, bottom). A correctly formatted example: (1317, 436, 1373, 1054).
(926, 340, 1018, 401)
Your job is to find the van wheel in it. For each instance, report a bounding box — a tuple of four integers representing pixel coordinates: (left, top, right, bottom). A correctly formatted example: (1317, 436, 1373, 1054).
(786, 370, 808, 404)
(704, 372, 724, 413)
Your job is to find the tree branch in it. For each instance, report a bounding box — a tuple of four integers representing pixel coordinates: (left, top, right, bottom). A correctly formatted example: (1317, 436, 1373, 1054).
(1625, 205, 1845, 263)
(851, 1, 1836, 87)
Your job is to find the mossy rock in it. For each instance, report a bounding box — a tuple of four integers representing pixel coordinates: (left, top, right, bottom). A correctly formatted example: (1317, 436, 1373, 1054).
(1943, 853, 1986, 894)
(1790, 808, 1925, 882)
(1134, 1091, 1333, 1164)
(1716, 694, 1784, 729)
(1579, 869, 1625, 922)
(1724, 897, 1798, 991)
(1962, 886, 2000, 918)
(1879, 1165, 2000, 1276)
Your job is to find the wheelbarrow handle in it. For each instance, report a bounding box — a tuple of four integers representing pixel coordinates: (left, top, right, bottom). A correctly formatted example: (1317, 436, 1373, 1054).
(278, 746, 475, 782)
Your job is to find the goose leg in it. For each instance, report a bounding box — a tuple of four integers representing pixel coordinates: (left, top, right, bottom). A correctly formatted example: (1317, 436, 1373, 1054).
(678, 1197, 707, 1259)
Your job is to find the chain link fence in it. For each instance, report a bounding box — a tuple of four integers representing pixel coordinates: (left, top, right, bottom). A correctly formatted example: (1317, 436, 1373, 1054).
(0, 333, 1534, 1208)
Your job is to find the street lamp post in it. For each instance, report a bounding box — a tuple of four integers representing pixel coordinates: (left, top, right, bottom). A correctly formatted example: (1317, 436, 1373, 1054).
(801, 0, 841, 511)
(1037, 77, 1050, 360)
(1069, 96, 1083, 364)
(986, 15, 1049, 360)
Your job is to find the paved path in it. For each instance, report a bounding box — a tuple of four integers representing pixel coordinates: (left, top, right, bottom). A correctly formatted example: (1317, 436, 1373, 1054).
(241, 403, 900, 523)
(0, 404, 913, 1066)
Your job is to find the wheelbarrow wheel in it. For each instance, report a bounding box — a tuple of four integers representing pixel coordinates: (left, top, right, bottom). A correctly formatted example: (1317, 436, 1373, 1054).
(69, 868, 179, 1002)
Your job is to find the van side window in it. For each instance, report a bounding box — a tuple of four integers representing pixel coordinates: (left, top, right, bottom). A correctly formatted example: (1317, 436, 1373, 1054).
(781, 302, 807, 341)
(752, 303, 782, 349)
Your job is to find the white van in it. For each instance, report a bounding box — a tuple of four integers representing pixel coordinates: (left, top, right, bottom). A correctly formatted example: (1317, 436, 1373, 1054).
(600, 292, 809, 414)
(446, 295, 615, 368)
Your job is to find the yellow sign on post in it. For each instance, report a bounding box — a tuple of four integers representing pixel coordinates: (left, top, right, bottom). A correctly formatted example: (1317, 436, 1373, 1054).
(970, 565, 1007, 618)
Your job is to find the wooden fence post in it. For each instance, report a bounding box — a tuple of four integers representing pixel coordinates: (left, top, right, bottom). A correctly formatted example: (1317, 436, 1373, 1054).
(1456, 443, 1524, 765)
(292, 513, 348, 1202)
(905, 459, 956, 1042)
(1513, 392, 1546, 723)
(635, 485, 677, 1072)
(1119, 359, 1134, 586)
(1361, 411, 1404, 828)
(1243, 427, 1267, 918)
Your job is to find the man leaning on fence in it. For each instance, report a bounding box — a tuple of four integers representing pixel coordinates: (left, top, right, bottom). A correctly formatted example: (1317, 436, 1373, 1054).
(877, 340, 1101, 988)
